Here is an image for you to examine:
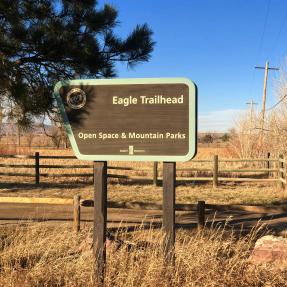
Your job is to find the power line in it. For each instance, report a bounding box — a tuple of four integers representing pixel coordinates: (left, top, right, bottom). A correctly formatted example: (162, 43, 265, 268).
(256, 0, 271, 62)
(266, 94, 287, 111)
(270, 8, 287, 58)
(248, 0, 271, 102)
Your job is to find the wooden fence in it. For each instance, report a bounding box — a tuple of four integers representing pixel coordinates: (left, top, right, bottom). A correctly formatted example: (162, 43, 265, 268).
(1, 196, 284, 232)
(0, 153, 286, 188)
(0, 196, 226, 232)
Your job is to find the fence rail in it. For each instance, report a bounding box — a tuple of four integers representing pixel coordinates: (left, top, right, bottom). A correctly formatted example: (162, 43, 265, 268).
(0, 153, 286, 188)
(0, 196, 284, 232)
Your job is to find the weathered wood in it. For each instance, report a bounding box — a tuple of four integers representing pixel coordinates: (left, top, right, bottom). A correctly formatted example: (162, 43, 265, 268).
(81, 200, 199, 211)
(73, 195, 81, 232)
(40, 173, 93, 177)
(178, 177, 278, 182)
(108, 166, 137, 171)
(39, 155, 77, 159)
(0, 197, 73, 205)
(197, 201, 205, 230)
(163, 162, 176, 264)
(213, 155, 218, 188)
(267, 152, 271, 177)
(39, 165, 139, 170)
(191, 159, 213, 162)
(153, 162, 158, 186)
(35, 152, 40, 184)
(279, 155, 284, 190)
(39, 164, 92, 168)
(219, 169, 277, 173)
(0, 164, 36, 168)
(219, 158, 277, 162)
(0, 154, 34, 159)
(93, 161, 107, 286)
(219, 178, 278, 182)
(0, 172, 35, 177)
(38, 173, 146, 179)
(176, 168, 212, 172)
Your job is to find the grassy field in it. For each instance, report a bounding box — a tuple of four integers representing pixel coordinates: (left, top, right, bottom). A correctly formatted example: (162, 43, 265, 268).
(0, 182, 285, 206)
(0, 223, 286, 287)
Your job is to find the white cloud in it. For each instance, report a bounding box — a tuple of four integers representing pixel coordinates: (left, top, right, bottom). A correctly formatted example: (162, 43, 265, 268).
(198, 109, 246, 132)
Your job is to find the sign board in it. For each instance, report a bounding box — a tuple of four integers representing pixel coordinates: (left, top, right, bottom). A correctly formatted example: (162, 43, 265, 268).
(53, 78, 197, 162)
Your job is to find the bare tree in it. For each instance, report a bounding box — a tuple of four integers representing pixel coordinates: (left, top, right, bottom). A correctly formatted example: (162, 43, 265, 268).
(50, 127, 62, 149)
(26, 132, 35, 148)
(228, 111, 262, 158)
(229, 60, 287, 158)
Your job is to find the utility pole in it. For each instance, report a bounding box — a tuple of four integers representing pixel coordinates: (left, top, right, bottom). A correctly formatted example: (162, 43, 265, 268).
(246, 99, 258, 123)
(255, 61, 279, 145)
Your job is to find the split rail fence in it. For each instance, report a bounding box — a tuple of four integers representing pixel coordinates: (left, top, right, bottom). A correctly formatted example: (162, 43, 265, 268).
(0, 196, 219, 232)
(0, 152, 286, 188)
(1, 196, 282, 232)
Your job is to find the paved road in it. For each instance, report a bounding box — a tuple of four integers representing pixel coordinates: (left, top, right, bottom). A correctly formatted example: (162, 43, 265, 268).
(1, 203, 287, 233)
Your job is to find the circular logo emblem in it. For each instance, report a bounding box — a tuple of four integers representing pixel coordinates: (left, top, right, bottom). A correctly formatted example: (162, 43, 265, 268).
(66, 88, 86, 109)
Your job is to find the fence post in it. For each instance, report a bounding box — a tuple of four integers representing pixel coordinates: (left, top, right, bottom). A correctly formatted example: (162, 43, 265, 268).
(197, 201, 205, 230)
(278, 154, 284, 190)
(266, 152, 270, 178)
(73, 195, 81, 232)
(153, 162, 158, 186)
(35, 152, 40, 185)
(213, 155, 218, 188)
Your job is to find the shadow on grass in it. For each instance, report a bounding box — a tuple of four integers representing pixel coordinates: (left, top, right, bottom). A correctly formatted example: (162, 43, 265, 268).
(0, 182, 88, 191)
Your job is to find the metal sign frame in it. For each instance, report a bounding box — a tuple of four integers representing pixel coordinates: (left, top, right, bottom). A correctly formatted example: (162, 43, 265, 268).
(53, 77, 197, 162)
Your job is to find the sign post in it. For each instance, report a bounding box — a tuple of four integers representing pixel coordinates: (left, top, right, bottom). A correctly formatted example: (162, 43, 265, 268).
(163, 162, 176, 264)
(93, 161, 107, 286)
(53, 77, 197, 283)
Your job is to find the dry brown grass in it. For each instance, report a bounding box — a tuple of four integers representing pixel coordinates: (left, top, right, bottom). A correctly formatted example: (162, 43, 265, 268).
(0, 223, 286, 287)
(0, 182, 284, 206)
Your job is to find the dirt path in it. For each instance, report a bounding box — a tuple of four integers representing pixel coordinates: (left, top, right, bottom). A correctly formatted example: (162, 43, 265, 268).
(1, 202, 287, 234)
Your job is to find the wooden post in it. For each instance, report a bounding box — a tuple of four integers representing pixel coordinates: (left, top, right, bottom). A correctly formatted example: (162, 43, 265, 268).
(93, 161, 107, 286)
(197, 201, 205, 230)
(267, 152, 270, 177)
(163, 162, 176, 265)
(153, 161, 158, 186)
(281, 155, 285, 190)
(278, 155, 284, 190)
(35, 152, 40, 185)
(73, 195, 81, 233)
(213, 155, 218, 188)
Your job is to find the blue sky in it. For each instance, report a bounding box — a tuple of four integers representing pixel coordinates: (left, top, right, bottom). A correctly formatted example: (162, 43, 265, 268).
(97, 0, 287, 132)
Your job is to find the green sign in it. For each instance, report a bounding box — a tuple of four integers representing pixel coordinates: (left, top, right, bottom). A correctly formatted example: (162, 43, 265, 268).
(53, 78, 197, 162)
